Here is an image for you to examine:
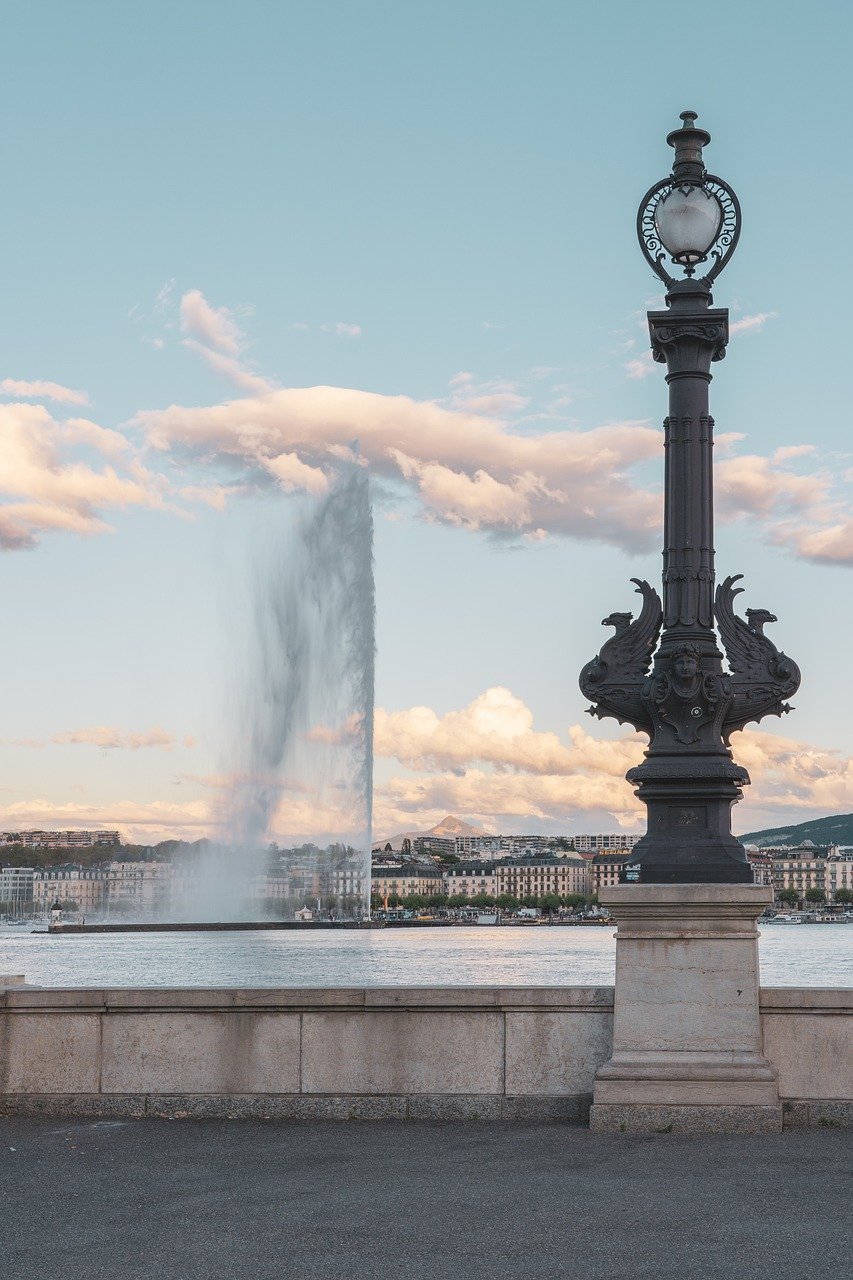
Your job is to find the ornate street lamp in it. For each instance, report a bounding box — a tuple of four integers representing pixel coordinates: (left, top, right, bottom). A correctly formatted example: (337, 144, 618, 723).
(579, 111, 801, 883)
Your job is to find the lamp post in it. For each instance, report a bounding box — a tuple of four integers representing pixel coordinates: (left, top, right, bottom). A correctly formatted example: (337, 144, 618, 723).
(580, 111, 800, 884)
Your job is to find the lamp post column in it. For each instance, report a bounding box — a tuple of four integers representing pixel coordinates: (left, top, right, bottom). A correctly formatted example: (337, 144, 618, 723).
(581, 111, 803, 1132)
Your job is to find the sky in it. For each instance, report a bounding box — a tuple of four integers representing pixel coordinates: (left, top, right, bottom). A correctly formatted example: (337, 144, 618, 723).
(2, 0, 853, 844)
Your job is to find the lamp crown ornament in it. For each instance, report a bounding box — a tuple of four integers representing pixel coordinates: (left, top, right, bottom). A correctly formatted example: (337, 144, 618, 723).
(637, 109, 741, 286)
(579, 111, 801, 884)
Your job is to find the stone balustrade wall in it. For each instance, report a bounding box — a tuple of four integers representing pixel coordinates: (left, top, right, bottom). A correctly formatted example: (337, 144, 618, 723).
(0, 984, 849, 1125)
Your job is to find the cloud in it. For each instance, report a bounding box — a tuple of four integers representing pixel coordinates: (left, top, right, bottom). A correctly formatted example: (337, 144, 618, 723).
(375, 687, 641, 778)
(0, 402, 169, 550)
(64, 418, 131, 460)
(371, 690, 853, 836)
(777, 520, 853, 566)
(730, 312, 776, 336)
(1, 378, 89, 406)
(625, 352, 655, 379)
(12, 726, 192, 751)
(137, 387, 662, 550)
(181, 338, 274, 394)
(179, 289, 274, 394)
(716, 452, 830, 520)
(180, 289, 244, 355)
(0, 797, 214, 844)
(15, 690, 853, 842)
(335, 322, 361, 337)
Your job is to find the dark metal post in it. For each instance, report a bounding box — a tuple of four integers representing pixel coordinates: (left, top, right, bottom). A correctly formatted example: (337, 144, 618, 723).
(579, 113, 800, 883)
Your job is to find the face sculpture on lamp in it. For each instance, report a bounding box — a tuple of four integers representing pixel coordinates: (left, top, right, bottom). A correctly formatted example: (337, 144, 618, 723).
(579, 112, 801, 884)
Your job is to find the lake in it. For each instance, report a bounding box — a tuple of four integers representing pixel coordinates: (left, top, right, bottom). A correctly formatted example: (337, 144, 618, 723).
(0, 923, 850, 988)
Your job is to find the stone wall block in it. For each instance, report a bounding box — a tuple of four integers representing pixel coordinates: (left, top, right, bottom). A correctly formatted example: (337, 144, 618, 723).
(763, 1013, 853, 1101)
(101, 1011, 300, 1094)
(301, 1010, 503, 1095)
(504, 1011, 613, 1095)
(0, 1013, 100, 1093)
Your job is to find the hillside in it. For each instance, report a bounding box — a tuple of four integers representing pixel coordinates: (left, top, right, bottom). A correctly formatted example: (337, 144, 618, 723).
(740, 813, 853, 848)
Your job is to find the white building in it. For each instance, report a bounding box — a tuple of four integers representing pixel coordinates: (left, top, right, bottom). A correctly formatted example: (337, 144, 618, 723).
(32, 865, 106, 915)
(453, 836, 504, 860)
(0, 829, 121, 849)
(572, 834, 642, 854)
(102, 861, 173, 914)
(443, 862, 499, 898)
(770, 845, 853, 904)
(0, 866, 35, 915)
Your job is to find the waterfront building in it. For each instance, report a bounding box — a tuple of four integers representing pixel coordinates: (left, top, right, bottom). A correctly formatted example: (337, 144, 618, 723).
(494, 853, 589, 901)
(102, 861, 172, 914)
(330, 857, 366, 904)
(744, 847, 773, 887)
(771, 845, 853, 904)
(32, 864, 106, 915)
(371, 860, 444, 904)
(589, 852, 631, 896)
(0, 865, 35, 914)
(443, 862, 499, 899)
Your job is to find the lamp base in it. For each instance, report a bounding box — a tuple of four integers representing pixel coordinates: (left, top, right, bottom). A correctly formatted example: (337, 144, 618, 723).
(590, 883, 780, 1134)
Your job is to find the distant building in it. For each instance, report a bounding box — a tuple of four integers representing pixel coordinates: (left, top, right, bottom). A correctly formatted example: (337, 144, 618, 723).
(770, 845, 853, 904)
(0, 866, 35, 914)
(412, 835, 456, 858)
(0, 829, 121, 849)
(498, 835, 553, 855)
(494, 853, 589, 901)
(443, 862, 499, 899)
(371, 861, 444, 903)
(589, 852, 631, 895)
(101, 861, 172, 914)
(453, 836, 504, 860)
(573, 834, 642, 854)
(32, 865, 106, 915)
(329, 857, 366, 903)
(744, 847, 773, 887)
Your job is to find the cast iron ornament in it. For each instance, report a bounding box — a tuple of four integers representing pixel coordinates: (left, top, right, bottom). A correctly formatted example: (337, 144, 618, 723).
(578, 111, 801, 884)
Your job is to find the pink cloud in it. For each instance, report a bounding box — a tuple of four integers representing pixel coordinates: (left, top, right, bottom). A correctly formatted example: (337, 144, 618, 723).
(137, 387, 662, 550)
(1, 378, 89, 406)
(730, 312, 776, 336)
(0, 402, 169, 550)
(180, 289, 244, 355)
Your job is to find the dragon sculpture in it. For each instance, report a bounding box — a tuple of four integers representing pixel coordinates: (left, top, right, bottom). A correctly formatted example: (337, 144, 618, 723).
(714, 574, 801, 740)
(579, 579, 663, 735)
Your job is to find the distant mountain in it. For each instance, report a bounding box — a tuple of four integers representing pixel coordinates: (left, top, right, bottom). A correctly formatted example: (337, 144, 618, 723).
(373, 815, 488, 852)
(429, 815, 486, 838)
(740, 813, 853, 849)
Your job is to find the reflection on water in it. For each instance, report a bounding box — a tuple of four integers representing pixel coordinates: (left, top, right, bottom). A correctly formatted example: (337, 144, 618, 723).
(0, 924, 849, 989)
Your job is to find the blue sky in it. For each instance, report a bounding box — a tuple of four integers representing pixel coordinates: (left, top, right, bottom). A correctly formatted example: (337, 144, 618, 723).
(2, 1, 853, 842)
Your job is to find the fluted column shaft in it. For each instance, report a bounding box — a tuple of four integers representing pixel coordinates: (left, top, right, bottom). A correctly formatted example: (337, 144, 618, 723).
(648, 298, 728, 640)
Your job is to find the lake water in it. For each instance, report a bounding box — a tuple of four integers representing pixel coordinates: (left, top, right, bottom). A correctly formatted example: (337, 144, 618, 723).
(0, 923, 849, 988)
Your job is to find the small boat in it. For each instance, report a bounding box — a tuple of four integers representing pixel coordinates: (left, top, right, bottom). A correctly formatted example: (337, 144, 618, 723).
(764, 913, 803, 925)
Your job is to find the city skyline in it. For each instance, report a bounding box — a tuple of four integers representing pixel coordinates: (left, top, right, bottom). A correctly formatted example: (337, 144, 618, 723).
(3, 2, 853, 842)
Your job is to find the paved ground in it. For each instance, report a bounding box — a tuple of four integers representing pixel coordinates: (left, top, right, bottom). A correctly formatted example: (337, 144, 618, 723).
(1, 1119, 850, 1279)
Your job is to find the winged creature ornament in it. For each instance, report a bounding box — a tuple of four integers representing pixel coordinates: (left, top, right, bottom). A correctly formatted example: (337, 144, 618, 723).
(714, 574, 801, 740)
(579, 579, 663, 734)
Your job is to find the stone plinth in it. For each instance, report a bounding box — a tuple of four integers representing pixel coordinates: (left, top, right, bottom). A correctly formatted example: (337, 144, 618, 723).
(590, 883, 780, 1134)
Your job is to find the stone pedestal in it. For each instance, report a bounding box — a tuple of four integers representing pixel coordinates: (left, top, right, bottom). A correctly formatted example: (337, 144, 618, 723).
(590, 883, 780, 1134)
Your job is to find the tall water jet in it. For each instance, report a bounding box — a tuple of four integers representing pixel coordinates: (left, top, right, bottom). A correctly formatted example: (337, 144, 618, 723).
(222, 459, 375, 917)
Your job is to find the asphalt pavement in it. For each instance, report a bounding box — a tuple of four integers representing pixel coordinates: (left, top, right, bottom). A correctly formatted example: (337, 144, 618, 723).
(1, 1118, 849, 1279)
